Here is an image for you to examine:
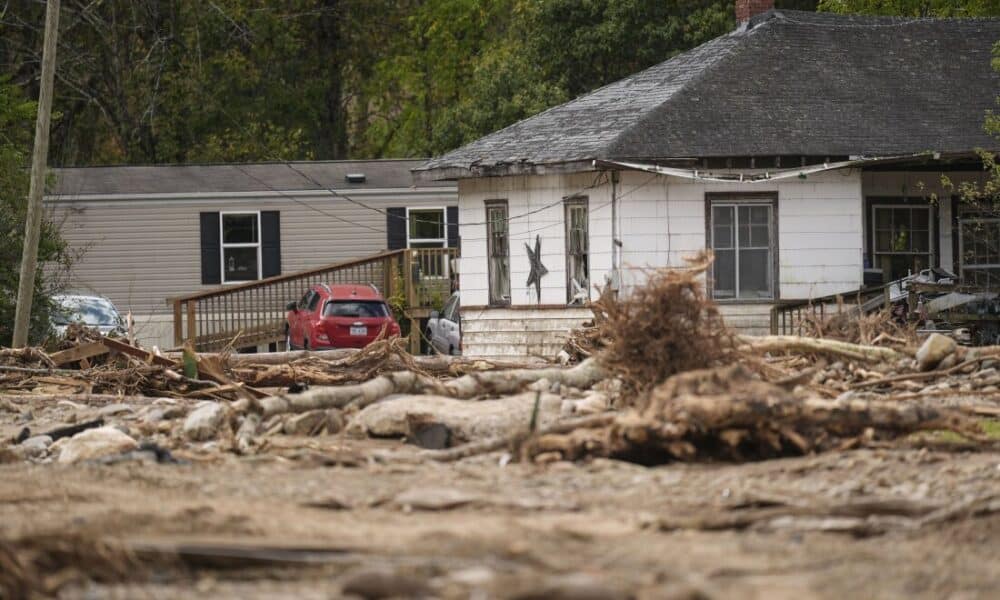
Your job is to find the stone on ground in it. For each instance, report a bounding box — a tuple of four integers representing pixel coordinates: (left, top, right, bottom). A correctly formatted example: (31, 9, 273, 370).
(916, 333, 957, 371)
(183, 402, 229, 441)
(56, 426, 138, 464)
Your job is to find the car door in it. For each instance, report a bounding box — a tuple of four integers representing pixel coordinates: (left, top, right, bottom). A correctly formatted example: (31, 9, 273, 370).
(435, 294, 459, 354)
(443, 295, 461, 354)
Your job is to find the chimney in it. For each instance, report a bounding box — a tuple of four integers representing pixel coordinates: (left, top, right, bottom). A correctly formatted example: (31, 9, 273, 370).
(736, 0, 774, 23)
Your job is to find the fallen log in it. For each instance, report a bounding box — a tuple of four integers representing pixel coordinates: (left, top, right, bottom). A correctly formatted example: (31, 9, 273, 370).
(255, 358, 607, 418)
(740, 335, 909, 363)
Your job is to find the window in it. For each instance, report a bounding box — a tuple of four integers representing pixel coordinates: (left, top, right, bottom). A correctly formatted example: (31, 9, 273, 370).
(323, 300, 390, 318)
(199, 211, 279, 285)
(565, 197, 589, 304)
(221, 212, 261, 283)
(441, 293, 460, 322)
(960, 217, 1000, 287)
(872, 205, 932, 282)
(407, 208, 446, 248)
(486, 200, 510, 305)
(709, 197, 776, 300)
(408, 208, 448, 277)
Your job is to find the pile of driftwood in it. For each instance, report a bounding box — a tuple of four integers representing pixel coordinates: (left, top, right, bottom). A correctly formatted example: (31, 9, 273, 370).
(3, 252, 999, 468)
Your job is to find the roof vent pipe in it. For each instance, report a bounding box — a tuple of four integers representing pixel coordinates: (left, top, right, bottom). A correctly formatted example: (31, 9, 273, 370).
(736, 0, 774, 23)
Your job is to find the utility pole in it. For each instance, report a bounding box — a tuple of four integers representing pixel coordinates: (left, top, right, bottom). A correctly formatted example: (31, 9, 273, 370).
(12, 0, 60, 348)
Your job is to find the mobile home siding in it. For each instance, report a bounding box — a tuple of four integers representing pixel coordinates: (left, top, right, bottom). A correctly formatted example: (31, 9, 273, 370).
(45, 188, 455, 348)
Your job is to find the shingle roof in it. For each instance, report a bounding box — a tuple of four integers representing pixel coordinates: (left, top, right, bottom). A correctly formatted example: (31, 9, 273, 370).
(50, 159, 446, 196)
(416, 10, 1000, 179)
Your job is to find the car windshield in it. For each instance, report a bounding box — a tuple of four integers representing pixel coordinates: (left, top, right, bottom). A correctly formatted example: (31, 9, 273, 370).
(323, 300, 389, 318)
(53, 297, 121, 326)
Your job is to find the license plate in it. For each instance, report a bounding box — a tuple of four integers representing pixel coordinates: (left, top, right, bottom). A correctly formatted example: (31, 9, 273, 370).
(350, 326, 367, 336)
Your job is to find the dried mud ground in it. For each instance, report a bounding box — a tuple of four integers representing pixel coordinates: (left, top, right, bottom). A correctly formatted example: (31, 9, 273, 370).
(2, 435, 999, 599)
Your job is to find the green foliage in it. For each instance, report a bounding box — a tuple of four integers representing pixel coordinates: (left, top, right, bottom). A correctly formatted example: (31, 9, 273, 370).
(0, 77, 71, 346)
(817, 0, 1000, 16)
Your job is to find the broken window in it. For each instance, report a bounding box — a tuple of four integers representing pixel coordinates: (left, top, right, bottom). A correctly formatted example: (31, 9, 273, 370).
(221, 212, 261, 283)
(486, 201, 510, 306)
(710, 200, 774, 300)
(872, 205, 932, 282)
(960, 217, 1000, 287)
(565, 197, 589, 304)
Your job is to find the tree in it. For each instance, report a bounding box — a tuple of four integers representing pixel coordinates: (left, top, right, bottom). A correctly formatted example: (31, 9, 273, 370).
(817, 0, 1000, 16)
(0, 78, 72, 346)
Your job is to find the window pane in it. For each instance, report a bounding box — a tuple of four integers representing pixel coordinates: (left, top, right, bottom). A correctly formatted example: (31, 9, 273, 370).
(712, 225, 732, 248)
(912, 231, 929, 252)
(713, 205, 733, 226)
(738, 223, 752, 248)
(750, 224, 770, 247)
(738, 248, 770, 298)
(912, 209, 929, 229)
(713, 249, 736, 298)
(893, 208, 911, 229)
(875, 231, 892, 252)
(409, 209, 445, 240)
(874, 208, 892, 229)
(712, 206, 734, 249)
(223, 214, 258, 244)
(223, 247, 258, 281)
(750, 205, 769, 225)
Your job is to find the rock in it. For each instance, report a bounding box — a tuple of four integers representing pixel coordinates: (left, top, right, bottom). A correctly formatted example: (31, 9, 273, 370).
(18, 435, 52, 459)
(347, 391, 563, 442)
(98, 403, 133, 416)
(340, 567, 432, 599)
(937, 353, 959, 371)
(183, 402, 229, 441)
(916, 333, 957, 371)
(142, 408, 165, 424)
(57, 427, 138, 464)
(283, 410, 327, 436)
(407, 422, 451, 449)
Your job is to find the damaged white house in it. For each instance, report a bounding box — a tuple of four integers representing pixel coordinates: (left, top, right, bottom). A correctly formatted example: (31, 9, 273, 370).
(415, 3, 1000, 358)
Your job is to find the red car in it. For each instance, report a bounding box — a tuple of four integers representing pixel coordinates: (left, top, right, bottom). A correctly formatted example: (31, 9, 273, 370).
(285, 284, 400, 350)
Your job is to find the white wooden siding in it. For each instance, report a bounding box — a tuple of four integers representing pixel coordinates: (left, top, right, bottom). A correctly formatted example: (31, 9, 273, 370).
(461, 307, 593, 359)
(45, 188, 455, 348)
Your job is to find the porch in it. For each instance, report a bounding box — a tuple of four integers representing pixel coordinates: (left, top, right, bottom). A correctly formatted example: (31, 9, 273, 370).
(168, 248, 456, 352)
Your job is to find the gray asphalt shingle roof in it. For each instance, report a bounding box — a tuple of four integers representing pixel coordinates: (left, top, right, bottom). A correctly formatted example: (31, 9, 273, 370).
(51, 159, 444, 196)
(416, 10, 1000, 178)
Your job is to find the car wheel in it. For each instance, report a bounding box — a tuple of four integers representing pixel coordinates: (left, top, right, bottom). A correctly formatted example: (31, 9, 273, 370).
(425, 329, 434, 354)
(304, 338, 310, 351)
(285, 325, 293, 351)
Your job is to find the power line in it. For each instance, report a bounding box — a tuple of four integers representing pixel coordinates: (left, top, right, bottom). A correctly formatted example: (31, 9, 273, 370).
(229, 164, 384, 233)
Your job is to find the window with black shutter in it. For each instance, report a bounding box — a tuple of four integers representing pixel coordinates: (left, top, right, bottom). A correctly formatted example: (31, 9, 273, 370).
(200, 211, 280, 285)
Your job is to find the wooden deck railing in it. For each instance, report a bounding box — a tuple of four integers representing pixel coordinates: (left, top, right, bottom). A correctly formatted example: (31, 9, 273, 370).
(770, 284, 891, 335)
(168, 248, 458, 352)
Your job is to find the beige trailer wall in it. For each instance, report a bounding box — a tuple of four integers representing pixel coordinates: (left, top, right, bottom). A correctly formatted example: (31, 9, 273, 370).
(46, 188, 455, 348)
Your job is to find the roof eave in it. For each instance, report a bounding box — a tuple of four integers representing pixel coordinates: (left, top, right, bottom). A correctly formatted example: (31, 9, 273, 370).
(412, 159, 600, 181)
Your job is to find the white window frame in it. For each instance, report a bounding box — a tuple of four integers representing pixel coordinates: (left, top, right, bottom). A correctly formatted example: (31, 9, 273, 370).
(220, 210, 262, 284)
(959, 216, 1000, 285)
(709, 201, 775, 300)
(405, 206, 447, 248)
(406, 206, 449, 279)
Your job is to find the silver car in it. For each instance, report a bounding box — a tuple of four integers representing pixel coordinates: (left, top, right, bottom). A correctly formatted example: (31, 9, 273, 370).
(51, 294, 126, 337)
(426, 292, 461, 355)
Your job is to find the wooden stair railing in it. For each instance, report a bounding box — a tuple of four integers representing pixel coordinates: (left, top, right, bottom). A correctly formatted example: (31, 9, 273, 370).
(168, 248, 457, 352)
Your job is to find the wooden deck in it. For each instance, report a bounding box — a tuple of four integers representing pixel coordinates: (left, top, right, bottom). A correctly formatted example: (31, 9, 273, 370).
(168, 248, 457, 352)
